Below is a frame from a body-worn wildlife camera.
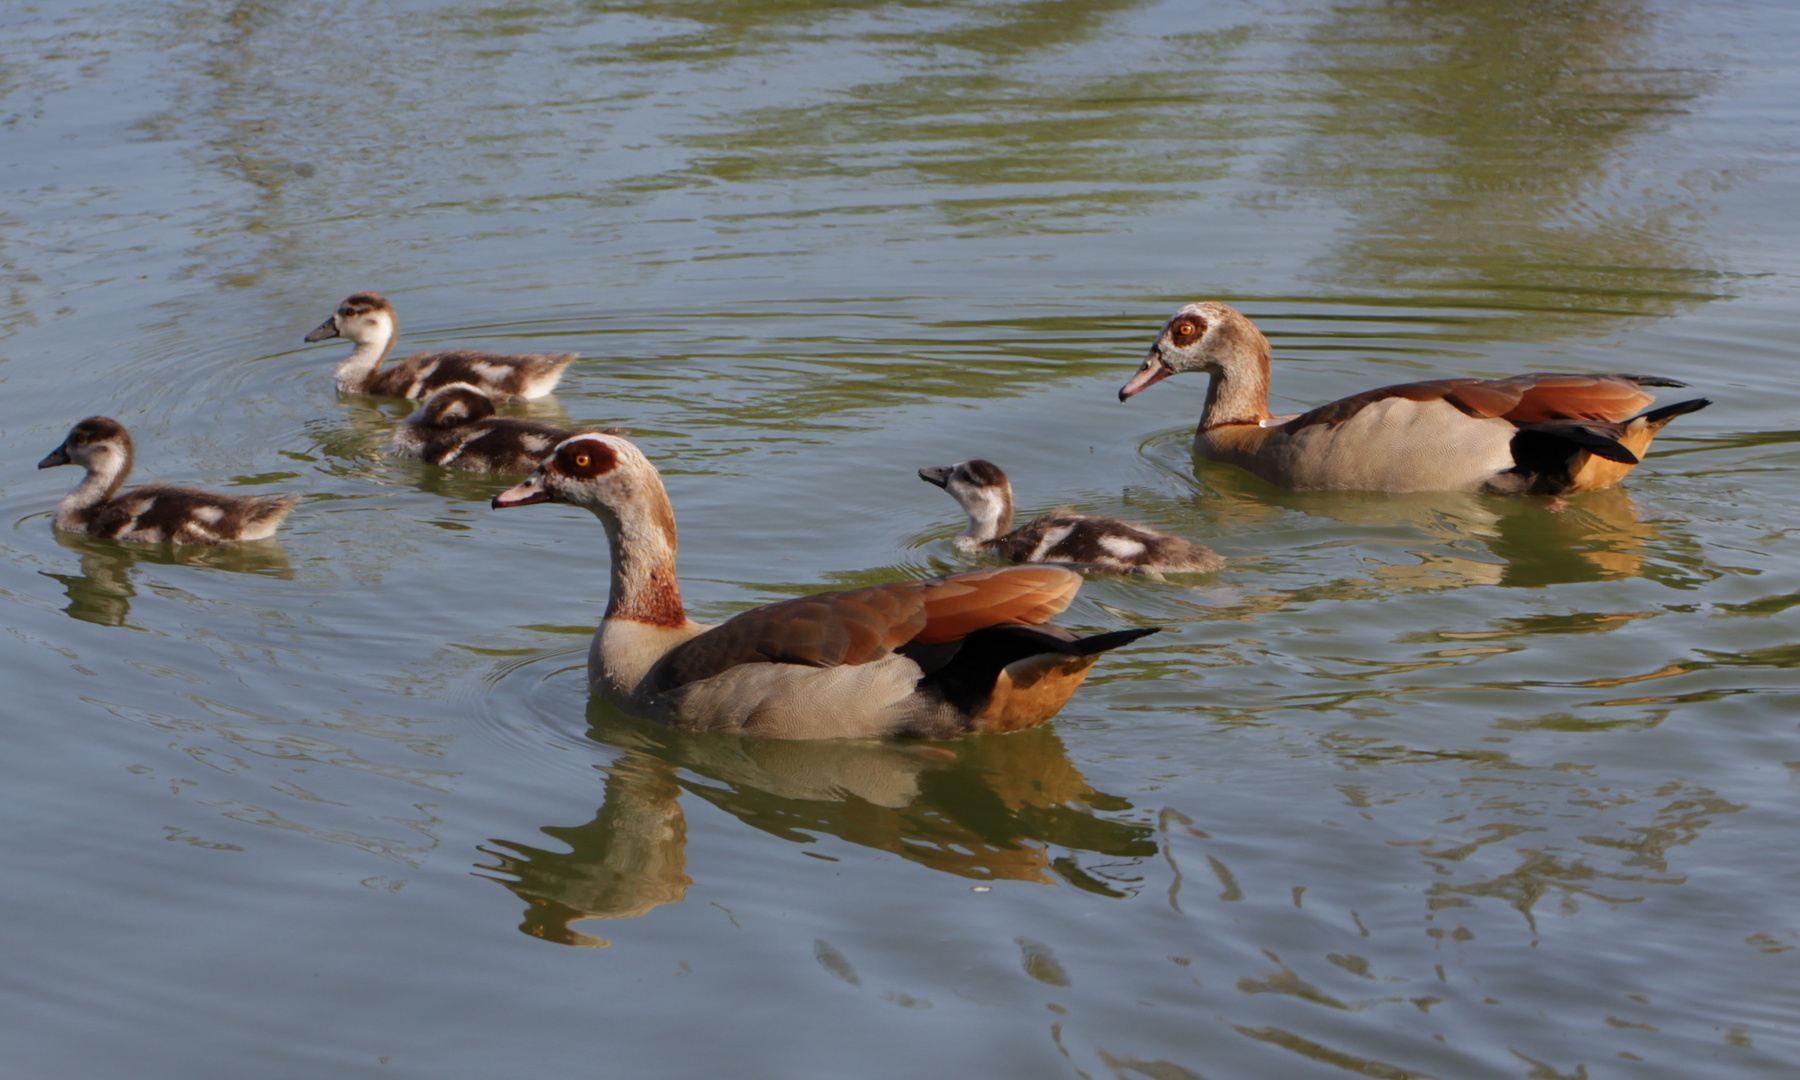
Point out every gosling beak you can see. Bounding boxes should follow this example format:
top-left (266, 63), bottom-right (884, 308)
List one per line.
top-left (37, 445), bottom-right (71, 469)
top-left (918, 466), bottom-right (951, 488)
top-left (1118, 350), bottom-right (1173, 401)
top-left (492, 475), bottom-right (552, 509)
top-left (303, 317), bottom-right (340, 343)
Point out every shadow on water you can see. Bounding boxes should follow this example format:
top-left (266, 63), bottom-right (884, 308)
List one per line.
top-left (41, 529), bottom-right (293, 629)
top-left (477, 705), bottom-right (1156, 947)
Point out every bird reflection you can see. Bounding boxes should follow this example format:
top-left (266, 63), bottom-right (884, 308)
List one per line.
top-left (41, 529), bottom-right (293, 628)
top-left (477, 710), bottom-right (1156, 947)
top-left (1198, 459), bottom-right (1673, 590)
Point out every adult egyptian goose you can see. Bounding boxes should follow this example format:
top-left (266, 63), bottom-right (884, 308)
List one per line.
top-left (919, 459), bottom-right (1222, 580)
top-left (1118, 302), bottom-right (1710, 495)
top-left (304, 291), bottom-right (577, 399)
top-left (490, 433), bottom-right (1159, 739)
top-left (393, 383), bottom-right (622, 474)
top-left (37, 417), bottom-right (298, 544)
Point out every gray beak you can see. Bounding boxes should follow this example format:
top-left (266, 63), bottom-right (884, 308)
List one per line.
top-left (918, 466), bottom-right (951, 488)
top-left (303, 316), bottom-right (339, 343)
top-left (37, 445), bottom-right (71, 469)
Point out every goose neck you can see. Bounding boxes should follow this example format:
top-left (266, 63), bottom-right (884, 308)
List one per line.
top-left (597, 492), bottom-right (687, 630)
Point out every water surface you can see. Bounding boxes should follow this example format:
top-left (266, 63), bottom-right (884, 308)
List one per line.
top-left (3, 0), bottom-right (1799, 1076)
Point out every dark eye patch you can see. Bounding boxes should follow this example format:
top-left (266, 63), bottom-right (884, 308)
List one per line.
top-left (1168, 316), bottom-right (1207, 347)
top-left (556, 438), bottom-right (617, 478)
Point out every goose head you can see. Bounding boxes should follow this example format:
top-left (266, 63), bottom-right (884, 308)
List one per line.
top-left (412, 383), bottom-right (497, 429)
top-left (491, 432), bottom-right (670, 525)
top-left (1119, 301), bottom-right (1270, 401)
top-left (305, 291), bottom-right (397, 347)
top-left (920, 458), bottom-right (1015, 539)
top-left (39, 416), bottom-right (132, 474)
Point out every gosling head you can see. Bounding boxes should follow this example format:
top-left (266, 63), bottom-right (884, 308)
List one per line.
top-left (305, 291), bottom-right (397, 347)
top-left (919, 458), bottom-right (1015, 539)
top-left (39, 416), bottom-right (132, 473)
top-left (411, 383), bottom-right (497, 429)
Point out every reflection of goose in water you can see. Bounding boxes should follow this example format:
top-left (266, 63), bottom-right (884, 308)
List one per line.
top-left (1188, 455), bottom-right (1674, 593)
top-left (476, 714), bottom-right (1155, 947)
top-left (41, 529), bottom-right (293, 628)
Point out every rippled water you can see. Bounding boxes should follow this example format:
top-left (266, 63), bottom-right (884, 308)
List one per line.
top-left (4, 0), bottom-right (1799, 1076)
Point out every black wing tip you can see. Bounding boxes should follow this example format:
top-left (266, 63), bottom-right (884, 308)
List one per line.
top-left (1074, 625), bottom-right (1162, 656)
top-left (1641, 397), bottom-right (1711, 424)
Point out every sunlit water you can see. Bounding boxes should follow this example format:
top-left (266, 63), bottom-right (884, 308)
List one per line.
top-left (3, 0), bottom-right (1799, 1076)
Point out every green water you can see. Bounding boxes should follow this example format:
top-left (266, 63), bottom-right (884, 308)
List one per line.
top-left (3, 1), bottom-right (1798, 1076)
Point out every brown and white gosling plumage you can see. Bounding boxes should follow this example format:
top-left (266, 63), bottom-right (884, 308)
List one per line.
top-left (394, 383), bottom-right (623, 474)
top-left (1119, 301), bottom-right (1711, 495)
top-left (37, 417), bottom-right (298, 544)
top-left (920, 459), bottom-right (1223, 580)
top-left (304, 291), bottom-right (577, 400)
top-left (490, 433), bottom-right (1159, 739)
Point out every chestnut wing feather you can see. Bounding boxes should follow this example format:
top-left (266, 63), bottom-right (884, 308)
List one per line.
top-left (914, 565), bottom-right (1081, 644)
top-left (1287, 372), bottom-right (1671, 432)
top-left (648, 582), bottom-right (929, 692)
top-left (1285, 378), bottom-right (1527, 430)
top-left (1496, 373), bottom-right (1657, 423)
top-left (647, 566), bottom-right (1082, 691)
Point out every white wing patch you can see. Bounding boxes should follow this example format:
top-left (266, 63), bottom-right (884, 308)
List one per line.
top-left (1028, 524), bottom-right (1076, 561)
top-left (1099, 534), bottom-right (1147, 560)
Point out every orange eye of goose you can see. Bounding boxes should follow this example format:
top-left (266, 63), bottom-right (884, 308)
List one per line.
top-left (1175, 322), bottom-right (1194, 336)
top-left (573, 453), bottom-right (591, 468)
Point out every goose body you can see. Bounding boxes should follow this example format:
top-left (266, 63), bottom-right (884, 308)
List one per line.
top-left (920, 459), bottom-right (1222, 579)
top-left (38, 417), bottom-right (297, 544)
top-left (1119, 302), bottom-right (1710, 495)
top-left (394, 383), bottom-right (618, 474)
top-left (491, 433), bottom-right (1158, 739)
top-left (305, 291), bottom-right (576, 400)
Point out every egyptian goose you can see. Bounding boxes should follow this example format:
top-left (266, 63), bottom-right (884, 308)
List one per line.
top-left (37, 417), bottom-right (298, 544)
top-left (304, 291), bottom-right (577, 399)
top-left (919, 459), bottom-right (1222, 580)
top-left (1118, 302), bottom-right (1710, 495)
top-left (394, 383), bottom-right (623, 474)
top-left (490, 433), bottom-right (1159, 739)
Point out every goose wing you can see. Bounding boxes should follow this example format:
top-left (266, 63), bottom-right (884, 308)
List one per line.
top-left (646, 565), bottom-right (1080, 692)
top-left (1287, 373), bottom-right (1675, 433)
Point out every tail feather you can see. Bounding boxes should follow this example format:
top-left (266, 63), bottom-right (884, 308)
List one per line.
top-left (1072, 626), bottom-right (1162, 656)
top-left (905, 623), bottom-right (1161, 726)
top-left (1616, 374), bottom-right (1690, 389)
top-left (1516, 423), bottom-right (1639, 465)
top-left (1634, 397), bottom-right (1711, 431)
